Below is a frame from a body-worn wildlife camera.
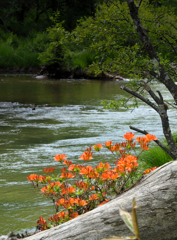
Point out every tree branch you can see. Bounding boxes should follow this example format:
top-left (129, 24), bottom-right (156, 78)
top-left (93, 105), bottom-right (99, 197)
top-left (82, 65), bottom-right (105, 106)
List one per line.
top-left (143, 82), bottom-right (161, 104)
top-left (120, 85), bottom-right (159, 112)
top-left (126, 0), bottom-right (177, 104)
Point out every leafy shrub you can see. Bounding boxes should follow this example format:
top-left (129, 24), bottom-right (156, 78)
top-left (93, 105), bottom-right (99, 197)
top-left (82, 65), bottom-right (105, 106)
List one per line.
top-left (27, 132), bottom-right (157, 230)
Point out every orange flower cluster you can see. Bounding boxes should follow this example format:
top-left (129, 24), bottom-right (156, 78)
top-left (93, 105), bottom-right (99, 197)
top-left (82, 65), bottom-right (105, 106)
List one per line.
top-left (115, 154), bottom-right (138, 173)
top-left (56, 197), bottom-right (87, 208)
top-left (136, 134), bottom-right (158, 150)
top-left (80, 165), bottom-right (99, 178)
top-left (101, 171), bottom-right (120, 180)
top-left (123, 132), bottom-right (135, 141)
top-left (36, 216), bottom-right (49, 231)
top-left (28, 132), bottom-right (158, 232)
top-left (27, 174), bottom-right (46, 182)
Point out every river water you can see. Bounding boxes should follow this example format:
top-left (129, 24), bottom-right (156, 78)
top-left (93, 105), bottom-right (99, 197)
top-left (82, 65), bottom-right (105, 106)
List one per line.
top-left (0, 75), bottom-right (176, 235)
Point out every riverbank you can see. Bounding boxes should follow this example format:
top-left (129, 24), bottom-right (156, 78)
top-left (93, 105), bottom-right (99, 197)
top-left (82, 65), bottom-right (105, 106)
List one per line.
top-left (0, 67), bottom-right (41, 75)
top-left (0, 67), bottom-right (128, 81)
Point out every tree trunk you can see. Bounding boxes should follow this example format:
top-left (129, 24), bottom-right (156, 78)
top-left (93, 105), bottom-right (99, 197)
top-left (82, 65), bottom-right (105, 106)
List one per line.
top-left (25, 161), bottom-right (177, 240)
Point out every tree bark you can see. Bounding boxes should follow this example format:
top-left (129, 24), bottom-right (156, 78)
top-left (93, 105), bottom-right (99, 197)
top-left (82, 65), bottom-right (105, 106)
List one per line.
top-left (25, 161), bottom-right (177, 240)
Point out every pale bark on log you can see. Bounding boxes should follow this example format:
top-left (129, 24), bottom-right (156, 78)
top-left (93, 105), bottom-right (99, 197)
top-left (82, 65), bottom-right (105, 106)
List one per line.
top-left (25, 161), bottom-right (177, 240)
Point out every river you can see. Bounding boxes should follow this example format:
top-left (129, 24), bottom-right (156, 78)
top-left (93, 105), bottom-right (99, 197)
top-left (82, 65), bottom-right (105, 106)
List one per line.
top-left (0, 75), bottom-right (176, 235)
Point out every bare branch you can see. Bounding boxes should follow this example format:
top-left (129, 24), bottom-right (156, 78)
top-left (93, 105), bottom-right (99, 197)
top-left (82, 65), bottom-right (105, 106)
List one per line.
top-left (164, 100), bottom-right (177, 109)
top-left (143, 82), bottom-right (161, 104)
top-left (156, 90), bottom-right (164, 103)
top-left (121, 85), bottom-right (159, 112)
top-left (129, 125), bottom-right (176, 159)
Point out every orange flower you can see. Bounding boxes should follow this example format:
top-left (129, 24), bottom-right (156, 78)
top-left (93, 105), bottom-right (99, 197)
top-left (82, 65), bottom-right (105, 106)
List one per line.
top-left (56, 198), bottom-right (65, 206)
top-left (80, 165), bottom-right (93, 175)
top-left (145, 134), bottom-right (158, 141)
top-left (136, 134), bottom-right (157, 145)
top-left (89, 194), bottom-right (99, 201)
top-left (63, 160), bottom-right (72, 166)
top-left (95, 162), bottom-right (110, 172)
top-left (43, 167), bottom-right (55, 174)
top-left (90, 186), bottom-right (95, 191)
top-left (76, 181), bottom-right (88, 190)
top-left (39, 175), bottom-right (46, 182)
top-left (65, 186), bottom-right (75, 194)
top-left (105, 141), bottom-right (112, 148)
top-left (75, 198), bottom-right (88, 206)
top-left (56, 199), bottom-right (75, 208)
top-left (123, 132), bottom-right (135, 140)
top-left (68, 164), bottom-right (82, 171)
top-left (53, 154), bottom-right (67, 162)
top-left (58, 211), bottom-right (67, 219)
top-left (60, 172), bottom-right (75, 179)
top-left (140, 144), bottom-right (149, 150)
top-left (27, 174), bottom-right (39, 182)
top-left (109, 143), bottom-right (122, 152)
top-left (79, 151), bottom-right (93, 161)
top-left (101, 170), bottom-right (119, 180)
top-left (93, 143), bottom-right (103, 151)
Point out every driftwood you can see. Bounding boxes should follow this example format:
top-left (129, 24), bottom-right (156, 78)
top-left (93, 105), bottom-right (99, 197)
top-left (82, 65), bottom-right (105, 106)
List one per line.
top-left (25, 161), bottom-right (177, 240)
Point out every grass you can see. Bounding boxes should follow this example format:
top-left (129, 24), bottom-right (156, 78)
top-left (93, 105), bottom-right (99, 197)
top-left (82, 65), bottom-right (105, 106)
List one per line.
top-left (0, 31), bottom-right (50, 69)
top-left (0, 41), bottom-right (40, 69)
top-left (67, 49), bottom-right (95, 70)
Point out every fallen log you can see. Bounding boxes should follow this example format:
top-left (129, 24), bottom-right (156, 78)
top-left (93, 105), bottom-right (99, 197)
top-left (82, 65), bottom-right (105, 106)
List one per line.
top-left (25, 161), bottom-right (177, 240)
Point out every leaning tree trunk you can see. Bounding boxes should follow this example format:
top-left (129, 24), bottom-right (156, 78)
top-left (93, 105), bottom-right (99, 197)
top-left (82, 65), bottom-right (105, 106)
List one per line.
top-left (25, 161), bottom-right (177, 240)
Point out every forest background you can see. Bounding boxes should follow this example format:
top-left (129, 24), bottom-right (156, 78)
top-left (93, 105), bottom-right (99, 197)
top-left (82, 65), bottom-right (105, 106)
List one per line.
top-left (0, 0), bottom-right (177, 78)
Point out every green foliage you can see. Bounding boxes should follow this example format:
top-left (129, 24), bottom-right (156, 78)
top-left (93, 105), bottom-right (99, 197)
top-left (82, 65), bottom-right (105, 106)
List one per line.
top-left (0, 31), bottom-right (50, 68)
top-left (0, 0), bottom-right (103, 36)
top-left (0, 41), bottom-right (39, 68)
top-left (70, 0), bottom-right (177, 78)
top-left (138, 146), bottom-right (172, 168)
top-left (38, 21), bottom-right (67, 67)
top-left (66, 49), bottom-right (95, 70)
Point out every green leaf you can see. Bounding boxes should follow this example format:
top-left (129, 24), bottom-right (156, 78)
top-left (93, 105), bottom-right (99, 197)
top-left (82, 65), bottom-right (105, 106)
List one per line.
top-left (119, 206), bottom-right (135, 234)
